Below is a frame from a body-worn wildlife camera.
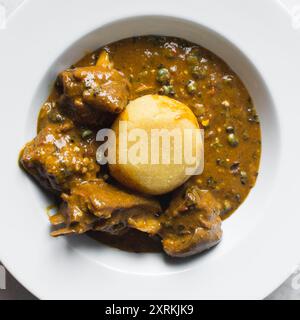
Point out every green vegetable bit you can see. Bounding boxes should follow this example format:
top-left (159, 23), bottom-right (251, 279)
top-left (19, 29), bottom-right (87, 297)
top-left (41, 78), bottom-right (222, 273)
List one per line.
top-left (240, 171), bottom-right (248, 185)
top-left (186, 54), bottom-right (199, 65)
top-left (81, 129), bottom-right (93, 139)
top-left (186, 80), bottom-right (197, 94)
top-left (159, 85), bottom-right (175, 96)
top-left (227, 133), bottom-right (239, 147)
top-left (156, 68), bottom-right (170, 84)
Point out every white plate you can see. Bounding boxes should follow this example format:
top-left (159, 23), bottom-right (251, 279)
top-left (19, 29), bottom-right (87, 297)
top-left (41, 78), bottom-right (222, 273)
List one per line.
top-left (0, 0), bottom-right (300, 300)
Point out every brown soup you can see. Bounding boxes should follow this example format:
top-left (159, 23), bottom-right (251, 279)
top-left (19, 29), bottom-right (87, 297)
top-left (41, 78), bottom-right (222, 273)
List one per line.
top-left (25, 36), bottom-right (261, 254)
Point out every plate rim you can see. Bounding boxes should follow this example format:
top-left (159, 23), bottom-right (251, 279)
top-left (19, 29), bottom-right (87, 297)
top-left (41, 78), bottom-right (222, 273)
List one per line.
top-left (0, 0), bottom-right (300, 300)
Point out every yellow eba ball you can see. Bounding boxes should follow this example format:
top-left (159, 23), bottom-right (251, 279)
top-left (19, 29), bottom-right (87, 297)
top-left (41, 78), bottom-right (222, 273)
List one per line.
top-left (109, 95), bottom-right (203, 195)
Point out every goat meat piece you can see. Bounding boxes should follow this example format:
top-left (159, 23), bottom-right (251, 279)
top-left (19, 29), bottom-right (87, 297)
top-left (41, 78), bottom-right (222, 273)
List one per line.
top-left (159, 186), bottom-right (222, 257)
top-left (20, 125), bottom-right (100, 193)
top-left (51, 179), bottom-right (161, 236)
top-left (56, 51), bottom-right (130, 127)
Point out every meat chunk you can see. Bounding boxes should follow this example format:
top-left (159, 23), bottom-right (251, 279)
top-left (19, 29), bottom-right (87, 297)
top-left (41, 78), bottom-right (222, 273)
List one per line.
top-left (56, 51), bottom-right (130, 126)
top-left (50, 179), bottom-right (162, 237)
top-left (20, 125), bottom-right (100, 193)
top-left (159, 186), bottom-right (222, 257)
top-left (50, 180), bottom-right (222, 258)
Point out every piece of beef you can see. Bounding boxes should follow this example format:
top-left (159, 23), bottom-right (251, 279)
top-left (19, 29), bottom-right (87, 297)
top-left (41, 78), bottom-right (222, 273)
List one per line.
top-left (56, 51), bottom-right (130, 127)
top-left (50, 180), bottom-right (222, 258)
top-left (159, 186), bottom-right (222, 257)
top-left (50, 179), bottom-right (162, 237)
top-left (20, 124), bottom-right (100, 193)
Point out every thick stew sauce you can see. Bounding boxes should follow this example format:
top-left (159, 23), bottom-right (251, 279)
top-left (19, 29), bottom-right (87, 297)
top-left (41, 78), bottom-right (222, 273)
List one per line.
top-left (20, 36), bottom-right (261, 257)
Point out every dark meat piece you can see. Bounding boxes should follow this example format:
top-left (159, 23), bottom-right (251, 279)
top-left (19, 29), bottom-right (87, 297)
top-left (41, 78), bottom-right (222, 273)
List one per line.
top-left (20, 124), bottom-right (100, 193)
top-left (50, 180), bottom-right (222, 258)
top-left (159, 186), bottom-right (222, 257)
top-left (50, 179), bottom-right (161, 237)
top-left (88, 229), bottom-right (162, 253)
top-left (56, 51), bottom-right (130, 127)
